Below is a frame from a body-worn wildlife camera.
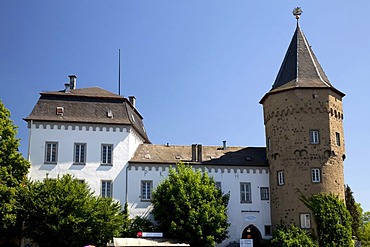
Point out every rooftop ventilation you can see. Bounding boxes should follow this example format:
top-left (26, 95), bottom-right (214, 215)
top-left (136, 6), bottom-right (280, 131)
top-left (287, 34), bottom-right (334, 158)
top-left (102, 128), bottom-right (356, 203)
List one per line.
top-left (69, 75), bottom-right (77, 90)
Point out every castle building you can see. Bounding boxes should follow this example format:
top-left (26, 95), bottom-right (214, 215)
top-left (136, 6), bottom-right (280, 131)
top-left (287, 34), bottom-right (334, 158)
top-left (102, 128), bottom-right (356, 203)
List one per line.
top-left (25, 17), bottom-right (345, 247)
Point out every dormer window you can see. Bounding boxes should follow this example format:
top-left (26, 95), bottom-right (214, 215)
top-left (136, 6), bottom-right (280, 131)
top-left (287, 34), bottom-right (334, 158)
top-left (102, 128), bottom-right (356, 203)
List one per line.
top-left (56, 107), bottom-right (64, 116)
top-left (107, 110), bottom-right (113, 118)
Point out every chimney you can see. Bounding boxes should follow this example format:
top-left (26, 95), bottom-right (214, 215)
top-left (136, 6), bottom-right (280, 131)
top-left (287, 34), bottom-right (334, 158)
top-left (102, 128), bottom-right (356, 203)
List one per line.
top-left (129, 96), bottom-right (136, 108)
top-left (64, 83), bottom-right (71, 93)
top-left (191, 144), bottom-right (197, 162)
top-left (197, 144), bottom-right (202, 163)
top-left (223, 140), bottom-right (227, 150)
top-left (69, 75), bottom-right (77, 90)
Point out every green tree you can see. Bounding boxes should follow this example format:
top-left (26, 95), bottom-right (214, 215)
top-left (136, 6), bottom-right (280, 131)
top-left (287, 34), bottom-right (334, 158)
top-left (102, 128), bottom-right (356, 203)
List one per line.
top-left (300, 193), bottom-right (352, 247)
top-left (151, 162), bottom-right (229, 247)
top-left (358, 208), bottom-right (370, 247)
top-left (345, 184), bottom-right (361, 238)
top-left (0, 101), bottom-right (30, 240)
top-left (21, 175), bottom-right (125, 247)
top-left (270, 225), bottom-right (318, 247)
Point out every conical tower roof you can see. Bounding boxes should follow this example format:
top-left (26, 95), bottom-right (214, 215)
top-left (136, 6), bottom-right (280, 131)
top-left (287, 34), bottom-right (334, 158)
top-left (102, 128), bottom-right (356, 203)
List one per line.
top-left (260, 22), bottom-right (344, 103)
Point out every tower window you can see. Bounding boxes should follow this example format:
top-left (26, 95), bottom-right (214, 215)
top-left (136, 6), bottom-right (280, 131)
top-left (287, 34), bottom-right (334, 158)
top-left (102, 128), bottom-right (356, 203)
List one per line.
top-left (311, 168), bottom-right (321, 183)
top-left (300, 213), bottom-right (311, 229)
top-left (267, 137), bottom-right (271, 151)
top-left (277, 171), bottom-right (284, 185)
top-left (335, 132), bottom-right (341, 146)
top-left (309, 130), bottom-right (320, 144)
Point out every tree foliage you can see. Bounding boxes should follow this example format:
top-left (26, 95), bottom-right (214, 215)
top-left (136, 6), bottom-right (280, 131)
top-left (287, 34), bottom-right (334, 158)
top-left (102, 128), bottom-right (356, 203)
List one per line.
top-left (0, 101), bottom-right (30, 238)
top-left (345, 184), bottom-right (361, 238)
top-left (22, 175), bottom-right (125, 247)
top-left (151, 162), bottom-right (229, 247)
top-left (270, 225), bottom-right (318, 247)
top-left (300, 193), bottom-right (352, 247)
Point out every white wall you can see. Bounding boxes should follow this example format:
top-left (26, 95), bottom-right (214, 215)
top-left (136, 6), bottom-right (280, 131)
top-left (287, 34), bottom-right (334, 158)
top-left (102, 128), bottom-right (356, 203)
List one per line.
top-left (126, 164), bottom-right (271, 246)
top-left (27, 121), bottom-right (144, 205)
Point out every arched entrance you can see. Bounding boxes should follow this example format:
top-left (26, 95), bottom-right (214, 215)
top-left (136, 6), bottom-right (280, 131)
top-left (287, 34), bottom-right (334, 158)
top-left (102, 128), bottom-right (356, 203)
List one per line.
top-left (241, 224), bottom-right (262, 247)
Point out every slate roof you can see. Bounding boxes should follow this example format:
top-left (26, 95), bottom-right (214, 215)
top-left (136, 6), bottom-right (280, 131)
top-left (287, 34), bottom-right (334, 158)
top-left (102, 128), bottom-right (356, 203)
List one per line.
top-left (24, 87), bottom-right (150, 143)
top-left (130, 144), bottom-right (268, 167)
top-left (260, 23), bottom-right (344, 103)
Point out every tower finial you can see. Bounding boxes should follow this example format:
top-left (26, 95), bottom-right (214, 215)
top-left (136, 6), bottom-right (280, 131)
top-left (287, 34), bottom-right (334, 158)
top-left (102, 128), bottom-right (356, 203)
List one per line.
top-left (293, 7), bottom-right (303, 20)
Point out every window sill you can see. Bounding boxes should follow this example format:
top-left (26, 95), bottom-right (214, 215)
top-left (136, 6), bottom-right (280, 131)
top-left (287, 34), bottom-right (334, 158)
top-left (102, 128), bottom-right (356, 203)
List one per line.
top-left (100, 163), bottom-right (113, 166)
top-left (44, 162), bottom-right (57, 165)
top-left (73, 163), bottom-right (86, 166)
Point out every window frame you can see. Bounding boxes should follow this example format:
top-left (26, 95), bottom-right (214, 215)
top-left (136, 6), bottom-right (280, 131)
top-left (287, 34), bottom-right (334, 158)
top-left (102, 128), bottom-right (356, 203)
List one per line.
top-left (260, 187), bottom-right (269, 200)
top-left (45, 142), bottom-right (58, 164)
top-left (309, 130), bottom-right (320, 144)
top-left (240, 182), bottom-right (252, 203)
top-left (101, 180), bottom-right (113, 198)
top-left (141, 180), bottom-right (153, 202)
top-left (277, 171), bottom-right (285, 185)
top-left (101, 144), bottom-right (113, 165)
top-left (74, 143), bottom-right (86, 164)
top-left (311, 168), bottom-right (321, 183)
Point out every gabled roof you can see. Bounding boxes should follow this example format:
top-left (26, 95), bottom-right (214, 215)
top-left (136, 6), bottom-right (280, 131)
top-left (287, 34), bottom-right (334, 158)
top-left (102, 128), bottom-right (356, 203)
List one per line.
top-left (260, 23), bottom-right (344, 103)
top-left (24, 87), bottom-right (150, 143)
top-left (130, 144), bottom-right (268, 167)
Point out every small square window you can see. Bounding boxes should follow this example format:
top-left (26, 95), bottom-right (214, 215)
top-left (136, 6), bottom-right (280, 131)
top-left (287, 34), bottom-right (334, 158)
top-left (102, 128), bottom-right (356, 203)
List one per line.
top-left (260, 187), bottom-right (269, 200)
top-left (311, 168), bottom-right (321, 183)
top-left (240, 182), bottom-right (252, 203)
top-left (278, 171), bottom-right (284, 185)
top-left (300, 213), bottom-right (311, 229)
top-left (141, 180), bottom-right (153, 201)
top-left (45, 142), bottom-right (58, 163)
top-left (101, 180), bottom-right (113, 198)
top-left (309, 130), bottom-right (320, 144)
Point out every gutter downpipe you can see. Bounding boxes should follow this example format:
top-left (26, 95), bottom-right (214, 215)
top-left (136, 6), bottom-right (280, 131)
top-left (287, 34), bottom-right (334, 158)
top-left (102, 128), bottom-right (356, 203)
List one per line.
top-left (27, 120), bottom-right (33, 162)
top-left (125, 162), bottom-right (130, 205)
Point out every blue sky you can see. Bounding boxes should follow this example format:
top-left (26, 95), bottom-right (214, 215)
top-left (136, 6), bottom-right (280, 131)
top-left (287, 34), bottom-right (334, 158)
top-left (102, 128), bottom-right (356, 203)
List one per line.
top-left (1, 1), bottom-right (369, 211)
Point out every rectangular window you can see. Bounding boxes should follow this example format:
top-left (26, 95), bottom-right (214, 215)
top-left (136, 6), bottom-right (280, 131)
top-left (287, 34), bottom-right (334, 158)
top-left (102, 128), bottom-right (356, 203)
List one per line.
top-left (74, 143), bottom-right (86, 164)
top-left (264, 225), bottom-right (272, 236)
top-left (45, 142), bottom-right (58, 163)
top-left (141, 180), bottom-right (153, 201)
top-left (309, 130), bottom-right (320, 144)
top-left (278, 171), bottom-right (284, 185)
top-left (260, 187), bottom-right (269, 200)
top-left (215, 182), bottom-right (222, 191)
top-left (336, 132), bottom-right (341, 146)
top-left (240, 182), bottom-right (252, 203)
top-left (101, 144), bottom-right (113, 165)
top-left (311, 168), bottom-right (321, 183)
top-left (300, 213), bottom-right (311, 229)
top-left (101, 180), bottom-right (113, 198)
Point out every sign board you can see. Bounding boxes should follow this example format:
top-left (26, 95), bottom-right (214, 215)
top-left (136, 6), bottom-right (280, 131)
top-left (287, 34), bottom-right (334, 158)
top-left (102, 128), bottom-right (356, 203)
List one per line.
top-left (142, 232), bottom-right (163, 238)
top-left (244, 215), bottom-right (257, 222)
top-left (240, 239), bottom-right (253, 247)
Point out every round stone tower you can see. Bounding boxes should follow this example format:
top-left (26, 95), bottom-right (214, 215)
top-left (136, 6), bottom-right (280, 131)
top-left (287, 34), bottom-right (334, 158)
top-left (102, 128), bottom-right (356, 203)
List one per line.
top-left (260, 21), bottom-right (346, 230)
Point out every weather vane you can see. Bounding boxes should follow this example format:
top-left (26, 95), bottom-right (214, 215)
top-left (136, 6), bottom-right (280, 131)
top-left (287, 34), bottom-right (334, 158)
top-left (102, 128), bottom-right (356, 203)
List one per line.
top-left (293, 7), bottom-right (303, 20)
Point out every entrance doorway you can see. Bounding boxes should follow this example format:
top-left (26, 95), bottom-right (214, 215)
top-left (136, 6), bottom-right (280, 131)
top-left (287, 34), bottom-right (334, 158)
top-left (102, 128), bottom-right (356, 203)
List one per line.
top-left (241, 224), bottom-right (262, 247)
